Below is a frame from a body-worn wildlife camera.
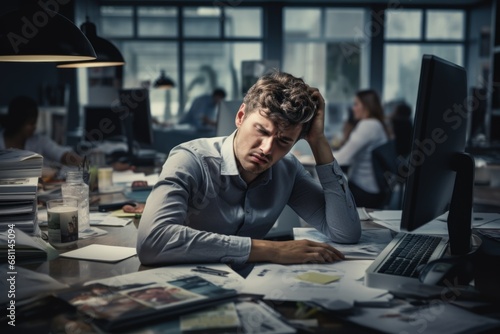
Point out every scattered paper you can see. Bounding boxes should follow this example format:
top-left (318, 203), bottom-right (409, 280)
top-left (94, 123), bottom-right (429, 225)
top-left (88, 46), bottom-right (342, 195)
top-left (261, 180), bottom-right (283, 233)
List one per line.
top-left (357, 207), bottom-right (371, 221)
top-left (242, 261), bottom-right (386, 304)
top-left (370, 211), bottom-right (500, 232)
top-left (110, 209), bottom-right (139, 218)
top-left (87, 264), bottom-right (245, 293)
top-left (123, 300), bottom-right (297, 334)
top-left (60, 244), bottom-right (136, 262)
top-left (112, 171), bottom-right (146, 184)
top-left (295, 272), bottom-right (342, 284)
top-left (293, 227), bottom-right (393, 259)
top-left (474, 214), bottom-right (500, 229)
top-left (347, 300), bottom-right (500, 334)
top-left (90, 215), bottom-right (131, 227)
top-left (237, 301), bottom-right (297, 334)
top-left (0, 264), bottom-right (69, 304)
top-left (438, 212), bottom-right (500, 228)
top-left (79, 226), bottom-right (109, 239)
top-left (372, 220), bottom-right (400, 232)
top-left (368, 210), bottom-right (402, 221)
top-left (180, 302), bottom-right (240, 332)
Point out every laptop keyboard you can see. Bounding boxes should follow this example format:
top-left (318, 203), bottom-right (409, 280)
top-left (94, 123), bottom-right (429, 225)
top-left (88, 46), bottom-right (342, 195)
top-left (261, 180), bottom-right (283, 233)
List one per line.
top-left (377, 234), bottom-right (442, 278)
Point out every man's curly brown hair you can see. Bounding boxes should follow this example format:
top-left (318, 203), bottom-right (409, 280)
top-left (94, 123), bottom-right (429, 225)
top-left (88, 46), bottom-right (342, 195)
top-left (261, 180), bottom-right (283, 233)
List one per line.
top-left (242, 71), bottom-right (318, 139)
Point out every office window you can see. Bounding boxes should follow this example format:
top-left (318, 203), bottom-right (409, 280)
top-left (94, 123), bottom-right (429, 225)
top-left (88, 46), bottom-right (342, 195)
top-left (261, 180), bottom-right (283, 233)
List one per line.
top-left (100, 6), bottom-right (133, 37)
top-left (383, 9), bottom-right (465, 111)
top-left (384, 44), bottom-right (463, 110)
top-left (284, 9), bottom-right (321, 38)
top-left (325, 9), bottom-right (365, 39)
top-left (426, 10), bottom-right (464, 40)
top-left (385, 10), bottom-right (422, 39)
top-left (100, 4), bottom-right (263, 123)
top-left (284, 8), bottom-right (367, 139)
top-left (120, 42), bottom-right (179, 121)
top-left (183, 7), bottom-right (221, 37)
top-left (138, 7), bottom-right (177, 37)
top-left (224, 8), bottom-right (262, 38)
top-left (183, 42), bottom-right (261, 114)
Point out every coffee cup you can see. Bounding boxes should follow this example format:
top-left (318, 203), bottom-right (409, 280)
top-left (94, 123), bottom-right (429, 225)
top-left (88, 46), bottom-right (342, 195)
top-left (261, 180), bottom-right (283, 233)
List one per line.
top-left (98, 167), bottom-right (113, 190)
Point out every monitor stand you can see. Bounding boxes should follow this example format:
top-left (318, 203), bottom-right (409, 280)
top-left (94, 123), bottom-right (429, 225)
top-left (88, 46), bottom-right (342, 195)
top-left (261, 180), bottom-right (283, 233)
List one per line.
top-left (447, 152), bottom-right (475, 256)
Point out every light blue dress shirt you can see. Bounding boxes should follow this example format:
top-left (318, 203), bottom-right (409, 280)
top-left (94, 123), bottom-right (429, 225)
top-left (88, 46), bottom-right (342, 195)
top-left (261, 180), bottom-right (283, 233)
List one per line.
top-left (137, 131), bottom-right (361, 266)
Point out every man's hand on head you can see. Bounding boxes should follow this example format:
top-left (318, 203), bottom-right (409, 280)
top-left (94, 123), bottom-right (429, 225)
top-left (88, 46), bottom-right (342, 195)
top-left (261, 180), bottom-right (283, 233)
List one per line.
top-left (303, 88), bottom-right (334, 165)
top-left (304, 87), bottom-right (327, 146)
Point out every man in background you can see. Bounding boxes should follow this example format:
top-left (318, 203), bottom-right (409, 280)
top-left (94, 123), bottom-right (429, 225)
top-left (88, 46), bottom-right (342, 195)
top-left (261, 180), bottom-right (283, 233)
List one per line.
top-left (179, 88), bottom-right (227, 130)
top-left (0, 96), bottom-right (82, 179)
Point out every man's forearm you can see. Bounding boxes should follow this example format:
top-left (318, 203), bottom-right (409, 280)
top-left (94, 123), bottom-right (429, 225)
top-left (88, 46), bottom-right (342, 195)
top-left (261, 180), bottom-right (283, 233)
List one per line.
top-left (309, 135), bottom-right (334, 165)
top-left (248, 239), bottom-right (275, 262)
top-left (248, 239), bottom-right (345, 264)
top-left (137, 223), bottom-right (251, 265)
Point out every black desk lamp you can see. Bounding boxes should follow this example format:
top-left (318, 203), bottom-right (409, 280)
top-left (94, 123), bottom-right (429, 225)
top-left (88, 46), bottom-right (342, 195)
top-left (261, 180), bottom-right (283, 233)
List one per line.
top-left (0, 6), bottom-right (96, 62)
top-left (57, 17), bottom-right (125, 68)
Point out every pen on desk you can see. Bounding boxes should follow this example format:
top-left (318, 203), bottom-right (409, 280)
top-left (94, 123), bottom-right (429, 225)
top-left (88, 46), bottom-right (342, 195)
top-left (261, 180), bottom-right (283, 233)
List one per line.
top-left (195, 266), bottom-right (230, 275)
top-left (191, 268), bottom-right (228, 276)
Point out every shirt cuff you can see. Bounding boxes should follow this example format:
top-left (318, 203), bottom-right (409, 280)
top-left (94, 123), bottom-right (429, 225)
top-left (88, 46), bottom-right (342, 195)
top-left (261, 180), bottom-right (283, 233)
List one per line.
top-left (315, 160), bottom-right (345, 184)
top-left (220, 235), bottom-right (252, 265)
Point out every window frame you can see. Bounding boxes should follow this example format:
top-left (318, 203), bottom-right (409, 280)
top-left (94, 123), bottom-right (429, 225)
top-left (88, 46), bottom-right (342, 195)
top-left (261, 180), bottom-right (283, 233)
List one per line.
top-left (382, 8), bottom-right (467, 106)
top-left (99, 3), bottom-right (264, 119)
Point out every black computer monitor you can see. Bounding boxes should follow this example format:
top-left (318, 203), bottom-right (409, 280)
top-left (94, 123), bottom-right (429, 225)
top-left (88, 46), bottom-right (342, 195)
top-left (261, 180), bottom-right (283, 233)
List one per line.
top-left (400, 55), bottom-right (474, 256)
top-left (83, 106), bottom-right (125, 143)
top-left (118, 88), bottom-right (154, 147)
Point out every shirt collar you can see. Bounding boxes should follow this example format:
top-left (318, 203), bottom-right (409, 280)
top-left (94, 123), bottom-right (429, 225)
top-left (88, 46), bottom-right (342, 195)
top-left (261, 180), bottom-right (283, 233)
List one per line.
top-left (220, 130), bottom-right (273, 184)
top-left (220, 130), bottom-right (239, 176)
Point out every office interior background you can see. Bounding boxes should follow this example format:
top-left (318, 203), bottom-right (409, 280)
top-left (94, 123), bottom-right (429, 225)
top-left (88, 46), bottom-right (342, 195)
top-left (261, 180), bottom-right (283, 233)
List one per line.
top-left (0, 0), bottom-right (498, 155)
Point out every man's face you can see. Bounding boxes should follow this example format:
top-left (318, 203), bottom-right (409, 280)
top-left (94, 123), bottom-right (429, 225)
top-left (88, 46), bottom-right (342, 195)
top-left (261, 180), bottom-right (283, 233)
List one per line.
top-left (233, 104), bottom-right (302, 183)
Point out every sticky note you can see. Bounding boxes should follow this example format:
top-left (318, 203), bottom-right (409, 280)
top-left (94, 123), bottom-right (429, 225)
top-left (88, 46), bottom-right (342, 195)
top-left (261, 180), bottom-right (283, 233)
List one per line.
top-left (295, 272), bottom-right (342, 284)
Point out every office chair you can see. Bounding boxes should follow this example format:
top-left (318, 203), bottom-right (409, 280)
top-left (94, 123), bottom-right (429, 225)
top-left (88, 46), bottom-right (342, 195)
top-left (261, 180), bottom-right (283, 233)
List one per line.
top-left (372, 140), bottom-right (406, 209)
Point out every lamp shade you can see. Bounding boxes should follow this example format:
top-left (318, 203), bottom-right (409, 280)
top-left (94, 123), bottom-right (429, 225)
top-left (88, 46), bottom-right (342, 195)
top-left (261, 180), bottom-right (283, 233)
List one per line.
top-left (0, 6), bottom-right (96, 62)
top-left (57, 20), bottom-right (125, 68)
top-left (154, 70), bottom-right (175, 89)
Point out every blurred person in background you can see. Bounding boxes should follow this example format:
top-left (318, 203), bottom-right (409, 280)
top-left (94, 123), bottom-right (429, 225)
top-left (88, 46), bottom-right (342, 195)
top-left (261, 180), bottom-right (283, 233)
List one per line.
top-left (0, 96), bottom-right (82, 179)
top-left (334, 89), bottom-right (389, 208)
top-left (179, 88), bottom-right (227, 130)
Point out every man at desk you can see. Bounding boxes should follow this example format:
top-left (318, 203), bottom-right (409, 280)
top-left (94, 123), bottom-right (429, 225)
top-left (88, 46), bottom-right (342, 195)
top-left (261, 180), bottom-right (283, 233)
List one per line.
top-left (178, 88), bottom-right (226, 130)
top-left (137, 71), bottom-right (361, 267)
top-left (0, 96), bottom-right (83, 178)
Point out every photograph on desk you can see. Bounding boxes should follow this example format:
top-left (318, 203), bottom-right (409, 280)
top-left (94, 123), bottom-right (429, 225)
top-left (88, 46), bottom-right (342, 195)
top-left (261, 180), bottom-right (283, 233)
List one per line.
top-left (55, 275), bottom-right (238, 332)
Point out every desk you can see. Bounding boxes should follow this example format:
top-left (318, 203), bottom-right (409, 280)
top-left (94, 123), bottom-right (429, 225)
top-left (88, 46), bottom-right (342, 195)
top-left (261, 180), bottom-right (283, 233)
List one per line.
top-left (21, 222), bottom-right (144, 286)
top-left (11, 214), bottom-right (500, 334)
top-left (474, 185), bottom-right (500, 211)
top-left (14, 219), bottom-right (374, 333)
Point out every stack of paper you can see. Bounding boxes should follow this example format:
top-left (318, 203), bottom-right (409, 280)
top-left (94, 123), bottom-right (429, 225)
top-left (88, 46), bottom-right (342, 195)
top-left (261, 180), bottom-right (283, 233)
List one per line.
top-left (0, 149), bottom-right (43, 234)
top-left (0, 149), bottom-right (43, 178)
top-left (0, 228), bottom-right (53, 261)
